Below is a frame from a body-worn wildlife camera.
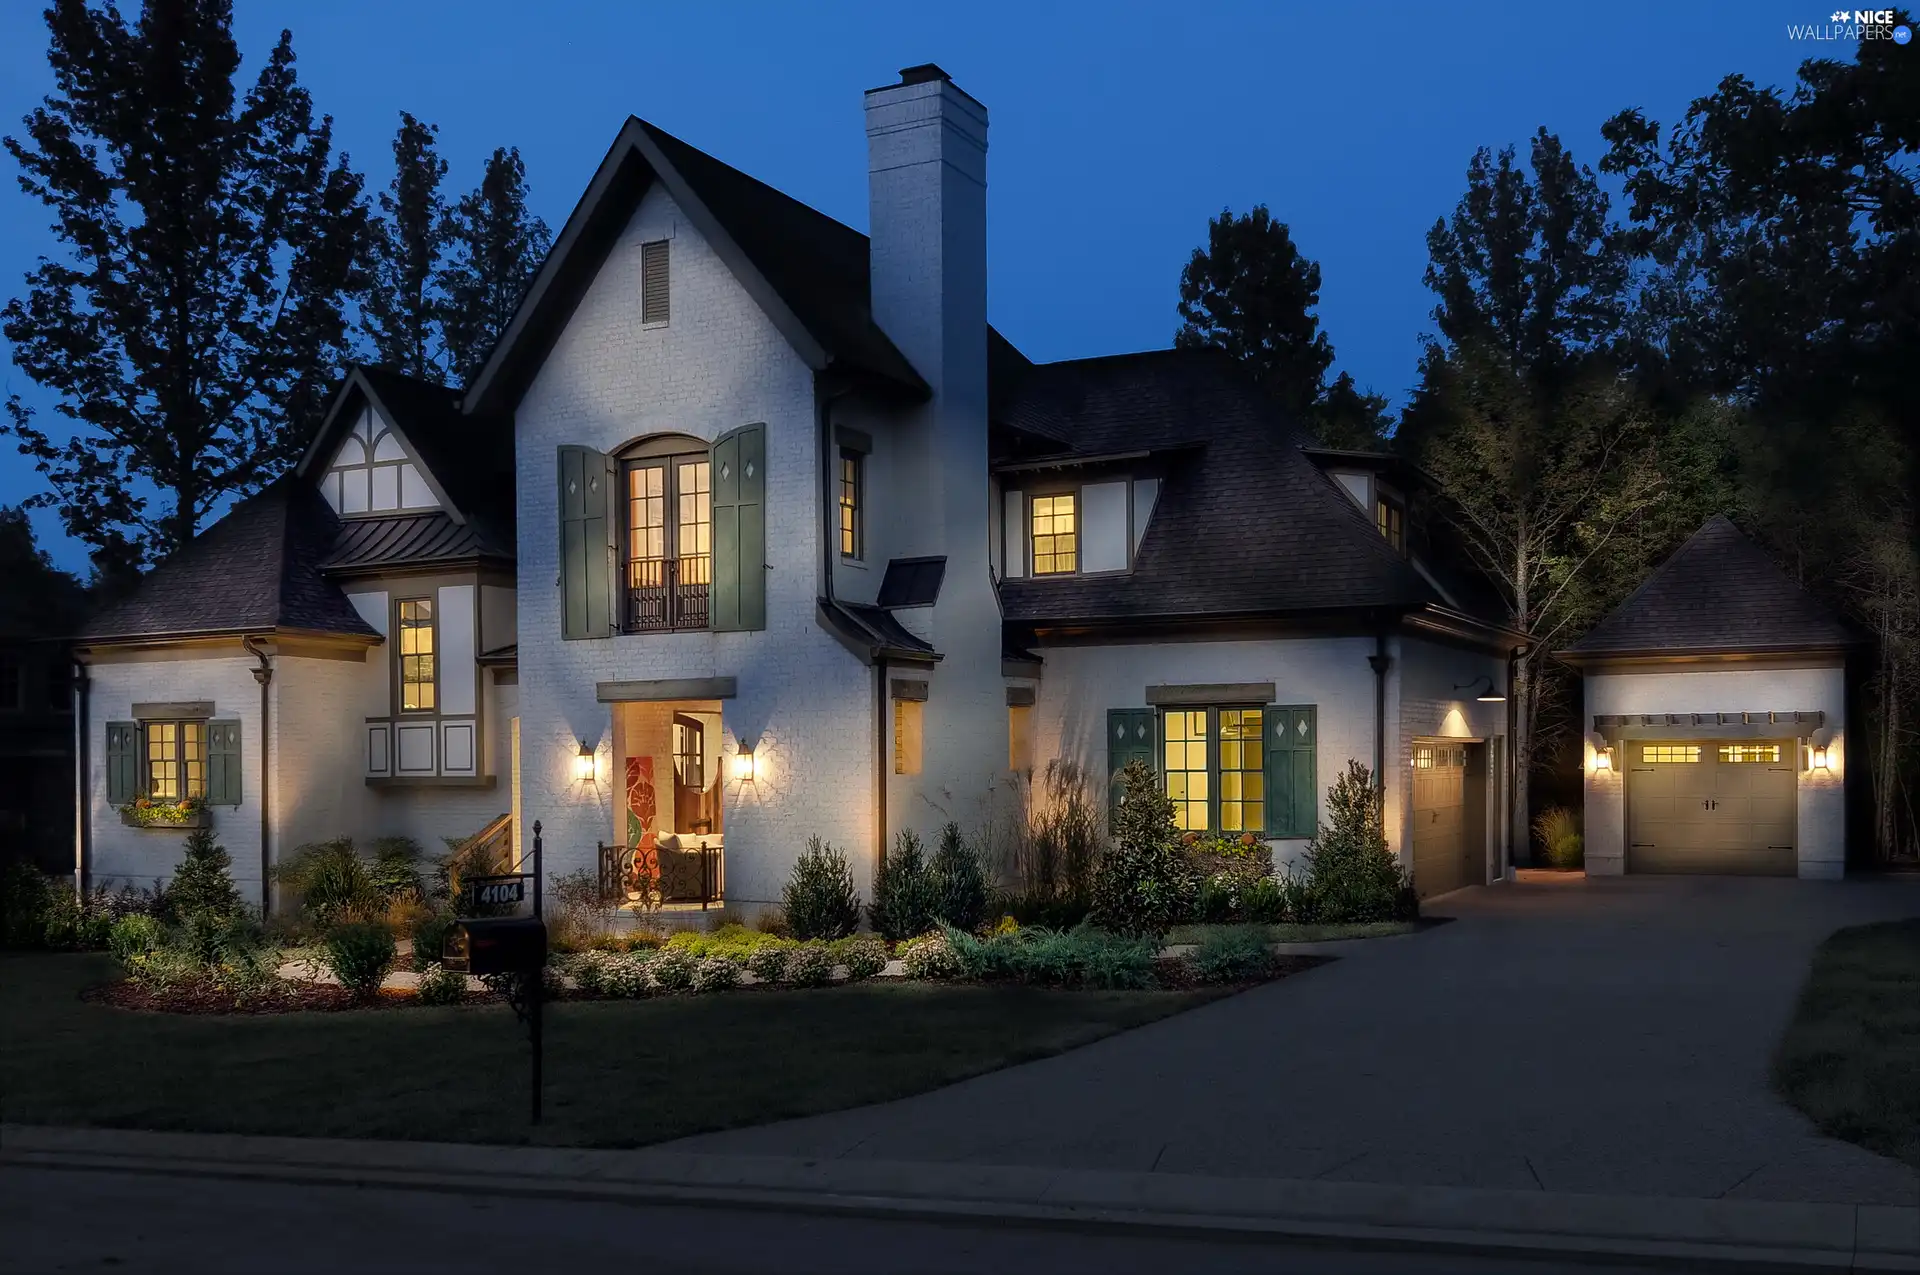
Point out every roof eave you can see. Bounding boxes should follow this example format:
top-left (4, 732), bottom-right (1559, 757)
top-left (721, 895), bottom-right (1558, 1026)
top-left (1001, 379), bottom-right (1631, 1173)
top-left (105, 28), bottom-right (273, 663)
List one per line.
top-left (1556, 640), bottom-right (1860, 668)
top-left (75, 624), bottom-right (383, 652)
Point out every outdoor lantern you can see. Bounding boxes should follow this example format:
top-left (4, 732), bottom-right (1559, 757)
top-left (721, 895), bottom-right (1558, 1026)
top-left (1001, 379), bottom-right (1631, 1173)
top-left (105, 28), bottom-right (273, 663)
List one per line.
top-left (1811, 743), bottom-right (1832, 772)
top-left (1593, 746), bottom-right (1614, 775)
top-left (1453, 675), bottom-right (1506, 703)
top-left (574, 741), bottom-right (596, 782)
top-left (731, 748), bottom-right (756, 781)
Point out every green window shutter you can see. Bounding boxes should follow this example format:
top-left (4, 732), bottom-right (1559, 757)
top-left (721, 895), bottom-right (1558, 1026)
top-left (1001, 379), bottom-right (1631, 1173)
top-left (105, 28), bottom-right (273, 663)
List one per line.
top-left (558, 445), bottom-right (616, 639)
top-left (105, 721), bottom-right (136, 805)
top-left (1264, 706), bottom-right (1318, 837)
top-left (1106, 708), bottom-right (1156, 820)
top-left (207, 720), bottom-right (242, 806)
top-left (710, 424), bottom-right (766, 632)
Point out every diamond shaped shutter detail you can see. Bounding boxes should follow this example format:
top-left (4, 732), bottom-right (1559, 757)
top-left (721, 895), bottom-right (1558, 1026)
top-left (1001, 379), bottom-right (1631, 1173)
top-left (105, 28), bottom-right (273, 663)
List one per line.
top-left (1263, 705), bottom-right (1318, 837)
top-left (1106, 708), bottom-right (1156, 821)
top-left (558, 444), bottom-right (617, 639)
top-left (710, 424), bottom-right (766, 632)
top-left (105, 721), bottom-right (136, 805)
top-left (207, 720), bottom-right (242, 806)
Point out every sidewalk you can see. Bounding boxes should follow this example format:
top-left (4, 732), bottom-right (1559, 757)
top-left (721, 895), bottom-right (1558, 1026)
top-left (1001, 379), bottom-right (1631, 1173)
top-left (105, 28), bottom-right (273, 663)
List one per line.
top-left (5, 1125), bottom-right (1915, 1272)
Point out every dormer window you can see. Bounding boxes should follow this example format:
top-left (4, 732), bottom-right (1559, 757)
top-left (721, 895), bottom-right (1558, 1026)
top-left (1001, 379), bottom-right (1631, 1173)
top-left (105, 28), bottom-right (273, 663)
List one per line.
top-left (1375, 495), bottom-right (1404, 554)
top-left (1030, 493), bottom-right (1078, 574)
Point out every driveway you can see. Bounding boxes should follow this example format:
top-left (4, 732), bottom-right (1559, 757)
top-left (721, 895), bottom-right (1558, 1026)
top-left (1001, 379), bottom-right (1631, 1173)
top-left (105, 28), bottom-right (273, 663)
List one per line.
top-left (668, 876), bottom-right (1920, 1206)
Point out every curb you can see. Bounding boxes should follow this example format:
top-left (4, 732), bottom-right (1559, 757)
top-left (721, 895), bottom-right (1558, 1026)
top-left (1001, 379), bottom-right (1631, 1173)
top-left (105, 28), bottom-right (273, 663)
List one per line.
top-left (4, 1125), bottom-right (1916, 1271)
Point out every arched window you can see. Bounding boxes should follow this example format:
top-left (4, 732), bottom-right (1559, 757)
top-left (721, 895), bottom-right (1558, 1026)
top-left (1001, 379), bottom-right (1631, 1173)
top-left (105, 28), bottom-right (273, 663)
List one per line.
top-left (616, 435), bottom-right (711, 632)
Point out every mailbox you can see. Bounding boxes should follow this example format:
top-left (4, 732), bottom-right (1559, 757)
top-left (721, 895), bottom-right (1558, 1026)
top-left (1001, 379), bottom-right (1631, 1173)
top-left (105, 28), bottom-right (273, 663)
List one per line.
top-left (443, 916), bottom-right (547, 975)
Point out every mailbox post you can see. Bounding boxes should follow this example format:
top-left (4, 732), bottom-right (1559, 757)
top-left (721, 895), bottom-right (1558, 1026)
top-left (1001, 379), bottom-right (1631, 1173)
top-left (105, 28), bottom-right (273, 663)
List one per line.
top-left (445, 819), bottom-right (547, 1123)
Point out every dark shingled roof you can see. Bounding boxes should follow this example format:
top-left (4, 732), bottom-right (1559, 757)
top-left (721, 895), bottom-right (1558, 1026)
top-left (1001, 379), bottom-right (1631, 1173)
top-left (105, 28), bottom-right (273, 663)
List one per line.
top-left (1561, 515), bottom-right (1859, 658)
top-left (817, 597), bottom-right (938, 663)
top-left (996, 350), bottom-right (1445, 626)
top-left (321, 512), bottom-right (513, 574)
top-left (79, 479), bottom-right (379, 643)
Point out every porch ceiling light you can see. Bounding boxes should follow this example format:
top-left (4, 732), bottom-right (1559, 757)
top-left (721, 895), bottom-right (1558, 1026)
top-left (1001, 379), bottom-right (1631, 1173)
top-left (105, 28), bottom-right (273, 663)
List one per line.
top-left (574, 741), bottom-right (596, 782)
top-left (731, 748), bottom-right (756, 782)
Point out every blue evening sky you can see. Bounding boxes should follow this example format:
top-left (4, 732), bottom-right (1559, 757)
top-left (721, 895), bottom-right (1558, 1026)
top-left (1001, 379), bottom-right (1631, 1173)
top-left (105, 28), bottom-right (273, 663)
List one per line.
top-left (0, 1), bottom-right (1837, 572)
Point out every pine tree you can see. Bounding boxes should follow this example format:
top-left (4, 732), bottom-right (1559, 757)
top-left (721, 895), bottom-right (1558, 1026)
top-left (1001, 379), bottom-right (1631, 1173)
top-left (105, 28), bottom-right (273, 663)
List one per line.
top-left (2, 0), bottom-right (370, 567)
top-left (439, 147), bottom-right (551, 385)
top-left (165, 826), bottom-right (242, 923)
top-left (1175, 205), bottom-right (1335, 416)
top-left (363, 112), bottom-right (448, 382)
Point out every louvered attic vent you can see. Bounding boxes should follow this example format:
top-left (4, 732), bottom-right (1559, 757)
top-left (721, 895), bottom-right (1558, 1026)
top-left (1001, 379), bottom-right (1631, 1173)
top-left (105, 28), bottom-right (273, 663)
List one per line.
top-left (641, 240), bottom-right (670, 324)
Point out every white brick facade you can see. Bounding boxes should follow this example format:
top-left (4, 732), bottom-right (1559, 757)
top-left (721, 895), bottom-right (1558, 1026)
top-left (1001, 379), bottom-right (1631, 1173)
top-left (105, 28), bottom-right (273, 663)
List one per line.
top-left (513, 186), bottom-right (875, 905)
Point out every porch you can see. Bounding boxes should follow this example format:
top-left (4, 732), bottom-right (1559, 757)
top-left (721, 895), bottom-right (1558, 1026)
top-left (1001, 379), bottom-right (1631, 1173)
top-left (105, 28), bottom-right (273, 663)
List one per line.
top-left (598, 693), bottom-right (730, 911)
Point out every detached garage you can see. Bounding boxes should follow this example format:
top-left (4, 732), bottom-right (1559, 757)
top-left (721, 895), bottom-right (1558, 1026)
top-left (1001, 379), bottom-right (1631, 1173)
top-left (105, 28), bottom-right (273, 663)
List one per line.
top-left (1560, 516), bottom-right (1858, 880)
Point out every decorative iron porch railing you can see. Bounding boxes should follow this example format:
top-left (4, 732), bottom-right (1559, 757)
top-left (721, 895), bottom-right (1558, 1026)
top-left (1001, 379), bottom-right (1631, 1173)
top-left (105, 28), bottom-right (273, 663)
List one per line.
top-left (626, 556), bottom-right (710, 632)
top-left (597, 839), bottom-right (724, 909)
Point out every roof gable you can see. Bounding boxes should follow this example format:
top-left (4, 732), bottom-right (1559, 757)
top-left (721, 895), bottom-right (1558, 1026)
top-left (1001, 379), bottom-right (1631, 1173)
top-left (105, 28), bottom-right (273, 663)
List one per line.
top-left (1561, 515), bottom-right (1858, 658)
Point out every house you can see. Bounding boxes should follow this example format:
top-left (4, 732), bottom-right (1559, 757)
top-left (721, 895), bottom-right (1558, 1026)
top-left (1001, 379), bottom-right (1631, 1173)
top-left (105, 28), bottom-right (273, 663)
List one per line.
top-left (1560, 515), bottom-right (1859, 879)
top-left (71, 65), bottom-right (1526, 911)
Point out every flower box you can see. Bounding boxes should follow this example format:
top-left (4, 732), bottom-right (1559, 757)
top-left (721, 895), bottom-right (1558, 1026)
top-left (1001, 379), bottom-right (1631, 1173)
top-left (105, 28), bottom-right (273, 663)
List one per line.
top-left (119, 801), bottom-right (210, 830)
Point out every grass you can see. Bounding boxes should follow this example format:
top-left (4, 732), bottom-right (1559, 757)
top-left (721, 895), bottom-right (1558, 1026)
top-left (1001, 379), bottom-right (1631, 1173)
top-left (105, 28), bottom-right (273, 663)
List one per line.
top-left (1166, 919), bottom-right (1427, 945)
top-left (1773, 919), bottom-right (1920, 1172)
top-left (1, 953), bottom-right (1230, 1148)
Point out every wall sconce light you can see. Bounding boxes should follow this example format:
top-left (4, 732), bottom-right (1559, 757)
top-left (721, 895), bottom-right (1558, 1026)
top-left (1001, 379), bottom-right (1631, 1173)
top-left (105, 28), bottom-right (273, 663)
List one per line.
top-left (573, 741), bottom-right (596, 782)
top-left (731, 748), bottom-right (756, 782)
top-left (1454, 675), bottom-right (1506, 703)
top-left (1592, 746), bottom-right (1614, 775)
top-left (1810, 743), bottom-right (1832, 772)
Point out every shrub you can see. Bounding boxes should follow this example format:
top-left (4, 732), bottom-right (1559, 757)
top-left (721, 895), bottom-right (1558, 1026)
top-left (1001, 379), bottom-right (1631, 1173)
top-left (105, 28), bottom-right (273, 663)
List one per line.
top-left (415, 962), bottom-right (467, 1005)
top-left (1182, 833), bottom-right (1275, 883)
top-left (108, 913), bottom-right (165, 963)
top-left (994, 888), bottom-right (1092, 930)
top-left (588, 928), bottom-right (664, 953)
top-left (1, 858), bottom-right (54, 948)
top-left (900, 931), bottom-right (960, 980)
top-left (753, 907), bottom-right (793, 938)
top-left (409, 911), bottom-right (458, 972)
top-left (163, 827), bottom-right (243, 923)
top-left (277, 839), bottom-right (381, 925)
top-left (782, 941), bottom-right (835, 987)
top-left (1241, 874), bottom-right (1288, 924)
top-left (869, 829), bottom-right (937, 941)
top-left (325, 921), bottom-right (397, 1001)
top-left (648, 946), bottom-right (696, 991)
top-left (602, 952), bottom-right (652, 997)
top-left (692, 955), bottom-right (743, 992)
top-left (1022, 759), bottom-right (1101, 898)
top-left (1192, 926), bottom-right (1276, 983)
top-left (548, 868), bottom-right (616, 952)
top-left (1299, 762), bottom-right (1415, 923)
top-left (744, 943), bottom-right (790, 982)
top-left (943, 924), bottom-right (1158, 990)
top-left (564, 949), bottom-right (613, 993)
top-left (1090, 760), bottom-right (1195, 939)
top-left (665, 923), bottom-right (788, 961)
top-left (929, 822), bottom-right (990, 933)
top-left (369, 837), bottom-right (424, 904)
top-left (837, 934), bottom-right (890, 981)
top-left (1534, 806), bottom-right (1584, 869)
top-left (782, 837), bottom-right (861, 940)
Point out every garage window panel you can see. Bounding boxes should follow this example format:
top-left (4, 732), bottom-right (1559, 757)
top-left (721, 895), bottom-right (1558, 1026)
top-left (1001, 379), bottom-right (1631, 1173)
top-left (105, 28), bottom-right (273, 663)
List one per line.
top-left (1719, 744), bottom-right (1781, 764)
top-left (1641, 744), bottom-right (1701, 764)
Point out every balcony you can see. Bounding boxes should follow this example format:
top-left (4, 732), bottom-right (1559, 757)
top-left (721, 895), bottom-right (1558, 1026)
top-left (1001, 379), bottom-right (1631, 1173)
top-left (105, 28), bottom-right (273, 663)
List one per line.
top-left (626, 556), bottom-right (710, 633)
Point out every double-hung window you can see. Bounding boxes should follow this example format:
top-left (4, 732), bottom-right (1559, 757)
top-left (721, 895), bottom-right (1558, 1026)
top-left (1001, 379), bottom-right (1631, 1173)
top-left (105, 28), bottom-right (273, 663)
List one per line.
top-left (1030, 492), bottom-right (1078, 574)
top-left (397, 598), bottom-right (437, 711)
top-left (145, 720), bottom-right (207, 801)
top-left (1162, 707), bottom-right (1266, 833)
top-left (838, 450), bottom-right (863, 559)
top-left (1375, 496), bottom-right (1404, 553)
top-left (624, 452), bottom-right (712, 631)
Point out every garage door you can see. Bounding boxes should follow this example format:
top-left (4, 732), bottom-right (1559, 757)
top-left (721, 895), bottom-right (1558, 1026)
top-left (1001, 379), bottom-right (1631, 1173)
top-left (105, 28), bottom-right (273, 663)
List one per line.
top-left (1412, 743), bottom-right (1472, 898)
top-left (1626, 740), bottom-right (1796, 875)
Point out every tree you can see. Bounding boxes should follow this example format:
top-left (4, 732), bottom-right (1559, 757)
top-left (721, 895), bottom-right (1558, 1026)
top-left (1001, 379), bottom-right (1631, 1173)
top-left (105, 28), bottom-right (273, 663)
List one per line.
top-left (1310, 372), bottom-right (1395, 450)
top-left (0, 506), bottom-right (87, 636)
top-left (1175, 205), bottom-right (1335, 416)
top-left (2, 0), bottom-right (369, 568)
top-left (1090, 759), bottom-right (1193, 938)
top-left (362, 112), bottom-right (448, 382)
top-left (439, 146), bottom-right (551, 385)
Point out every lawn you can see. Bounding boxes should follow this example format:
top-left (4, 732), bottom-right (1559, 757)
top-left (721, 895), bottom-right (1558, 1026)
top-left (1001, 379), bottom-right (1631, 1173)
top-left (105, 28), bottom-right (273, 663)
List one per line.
top-left (1, 953), bottom-right (1237, 1148)
top-left (1166, 919), bottom-right (1430, 945)
top-left (1773, 918), bottom-right (1920, 1172)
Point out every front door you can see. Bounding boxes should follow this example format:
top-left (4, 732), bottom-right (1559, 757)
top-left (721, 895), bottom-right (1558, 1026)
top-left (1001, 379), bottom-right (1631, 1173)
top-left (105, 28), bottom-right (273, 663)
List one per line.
top-left (1626, 740), bottom-right (1796, 875)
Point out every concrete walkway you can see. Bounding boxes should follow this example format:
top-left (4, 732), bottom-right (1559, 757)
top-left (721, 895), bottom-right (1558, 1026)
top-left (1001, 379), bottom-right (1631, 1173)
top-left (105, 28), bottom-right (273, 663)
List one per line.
top-left (669, 876), bottom-right (1920, 1207)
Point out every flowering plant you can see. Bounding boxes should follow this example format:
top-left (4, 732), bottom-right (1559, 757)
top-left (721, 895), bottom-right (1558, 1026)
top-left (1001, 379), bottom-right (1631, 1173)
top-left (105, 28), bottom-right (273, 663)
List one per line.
top-left (119, 794), bottom-right (207, 827)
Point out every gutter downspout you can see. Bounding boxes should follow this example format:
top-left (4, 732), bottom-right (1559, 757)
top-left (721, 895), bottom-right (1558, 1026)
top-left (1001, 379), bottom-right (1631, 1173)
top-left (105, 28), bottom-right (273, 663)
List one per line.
top-left (244, 636), bottom-right (273, 914)
top-left (73, 659), bottom-right (90, 899)
top-left (1367, 631), bottom-right (1391, 782)
top-left (1505, 642), bottom-right (1525, 873)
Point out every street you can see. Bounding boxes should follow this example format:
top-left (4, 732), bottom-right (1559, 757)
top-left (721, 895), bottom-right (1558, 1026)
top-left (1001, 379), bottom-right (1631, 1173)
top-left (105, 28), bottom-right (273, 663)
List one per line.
top-left (3, 1163), bottom-right (1685, 1275)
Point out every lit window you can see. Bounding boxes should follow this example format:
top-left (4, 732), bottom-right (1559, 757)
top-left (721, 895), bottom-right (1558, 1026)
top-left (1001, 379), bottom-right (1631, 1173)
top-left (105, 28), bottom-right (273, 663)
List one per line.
top-left (624, 455), bottom-right (711, 631)
top-left (1375, 497), bottom-right (1404, 552)
top-left (1219, 708), bottom-right (1265, 833)
top-left (1641, 744), bottom-right (1701, 764)
top-left (398, 598), bottom-right (436, 712)
top-left (1030, 493), bottom-right (1078, 575)
top-left (1163, 709), bottom-right (1210, 831)
top-left (1719, 744), bottom-right (1782, 764)
top-left (1008, 703), bottom-right (1032, 772)
top-left (839, 451), bottom-right (862, 559)
top-left (894, 699), bottom-right (923, 775)
top-left (144, 720), bottom-right (206, 801)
